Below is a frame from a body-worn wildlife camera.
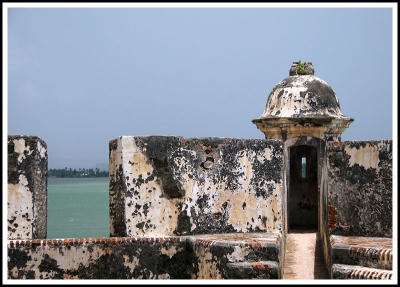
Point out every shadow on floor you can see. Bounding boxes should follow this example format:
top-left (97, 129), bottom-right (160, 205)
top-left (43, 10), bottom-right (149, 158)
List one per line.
top-left (313, 232), bottom-right (329, 279)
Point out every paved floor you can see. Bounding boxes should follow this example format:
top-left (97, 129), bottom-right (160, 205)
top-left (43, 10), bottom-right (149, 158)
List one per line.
top-left (283, 230), bottom-right (329, 279)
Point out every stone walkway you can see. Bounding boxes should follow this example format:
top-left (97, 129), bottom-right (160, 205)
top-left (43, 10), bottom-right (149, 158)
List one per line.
top-left (283, 230), bottom-right (329, 279)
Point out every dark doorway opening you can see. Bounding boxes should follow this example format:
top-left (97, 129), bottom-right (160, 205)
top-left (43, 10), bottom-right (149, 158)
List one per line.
top-left (289, 145), bottom-right (318, 231)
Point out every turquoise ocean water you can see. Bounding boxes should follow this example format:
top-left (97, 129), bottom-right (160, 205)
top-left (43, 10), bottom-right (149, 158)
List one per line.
top-left (47, 177), bottom-right (109, 239)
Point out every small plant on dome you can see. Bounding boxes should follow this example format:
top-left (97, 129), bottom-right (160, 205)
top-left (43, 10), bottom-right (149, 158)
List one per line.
top-left (297, 60), bottom-right (306, 75)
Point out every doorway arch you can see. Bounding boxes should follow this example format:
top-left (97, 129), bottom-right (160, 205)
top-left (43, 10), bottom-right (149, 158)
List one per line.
top-left (288, 145), bottom-right (318, 231)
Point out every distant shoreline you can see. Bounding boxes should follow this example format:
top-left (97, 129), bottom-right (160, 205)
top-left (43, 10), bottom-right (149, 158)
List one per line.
top-left (48, 168), bottom-right (109, 178)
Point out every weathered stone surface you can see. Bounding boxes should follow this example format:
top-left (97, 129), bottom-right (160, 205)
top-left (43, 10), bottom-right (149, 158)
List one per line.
top-left (226, 261), bottom-right (279, 279)
top-left (330, 235), bottom-right (392, 270)
top-left (7, 236), bottom-right (190, 279)
top-left (7, 233), bottom-right (282, 279)
top-left (109, 136), bottom-right (285, 237)
top-left (187, 232), bottom-right (282, 279)
top-left (8, 135), bottom-right (48, 240)
top-left (321, 140), bottom-right (393, 279)
top-left (262, 76), bottom-right (343, 119)
top-left (326, 140), bottom-right (392, 237)
top-left (252, 63), bottom-right (353, 141)
top-left (332, 264), bottom-right (392, 280)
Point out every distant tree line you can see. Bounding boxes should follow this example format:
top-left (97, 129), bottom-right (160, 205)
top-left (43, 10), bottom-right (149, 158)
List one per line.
top-left (48, 168), bottom-right (109, 178)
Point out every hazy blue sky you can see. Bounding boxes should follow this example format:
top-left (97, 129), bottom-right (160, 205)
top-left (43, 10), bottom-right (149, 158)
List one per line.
top-left (7, 7), bottom-right (393, 169)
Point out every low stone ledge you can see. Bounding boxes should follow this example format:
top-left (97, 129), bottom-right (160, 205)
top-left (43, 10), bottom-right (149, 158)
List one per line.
top-left (8, 233), bottom-right (283, 279)
top-left (187, 232), bottom-right (280, 248)
top-left (332, 264), bottom-right (392, 280)
top-left (8, 236), bottom-right (188, 279)
top-left (330, 235), bottom-right (392, 270)
top-left (226, 261), bottom-right (280, 279)
top-left (184, 232), bottom-right (282, 279)
top-left (8, 236), bottom-right (182, 248)
top-left (186, 232), bottom-right (281, 262)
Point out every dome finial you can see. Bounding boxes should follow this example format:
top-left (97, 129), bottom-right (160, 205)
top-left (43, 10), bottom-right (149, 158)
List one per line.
top-left (289, 60), bottom-right (314, 76)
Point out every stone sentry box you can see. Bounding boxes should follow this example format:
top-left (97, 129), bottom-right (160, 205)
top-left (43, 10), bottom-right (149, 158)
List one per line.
top-left (7, 135), bottom-right (48, 240)
top-left (251, 61), bottom-right (354, 236)
top-left (109, 136), bottom-right (285, 238)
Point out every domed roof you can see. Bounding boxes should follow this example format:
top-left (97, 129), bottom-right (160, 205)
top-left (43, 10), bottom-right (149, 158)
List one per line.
top-left (254, 62), bottom-right (351, 120)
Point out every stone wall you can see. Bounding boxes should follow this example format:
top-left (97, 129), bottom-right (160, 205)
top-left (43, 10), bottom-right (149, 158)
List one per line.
top-left (109, 136), bottom-right (285, 237)
top-left (188, 233), bottom-right (282, 279)
top-left (320, 140), bottom-right (393, 278)
top-left (325, 140), bottom-right (392, 237)
top-left (8, 135), bottom-right (48, 240)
